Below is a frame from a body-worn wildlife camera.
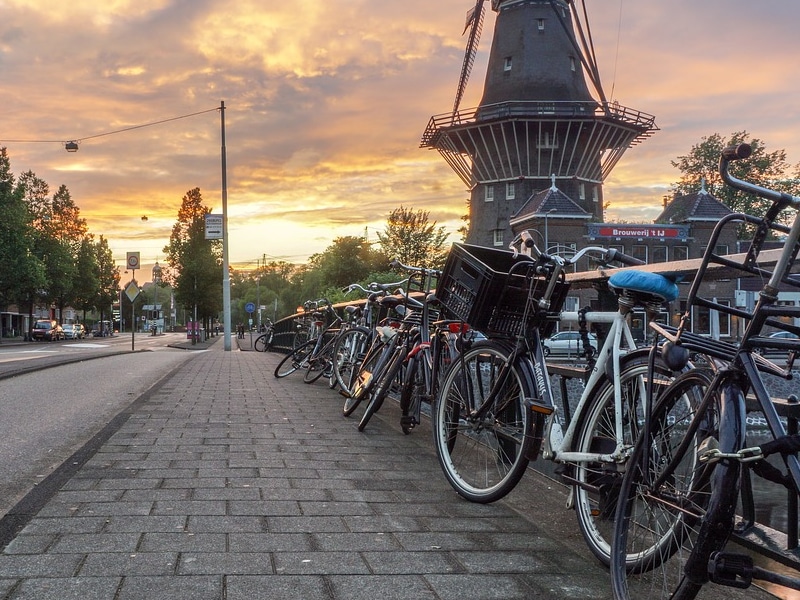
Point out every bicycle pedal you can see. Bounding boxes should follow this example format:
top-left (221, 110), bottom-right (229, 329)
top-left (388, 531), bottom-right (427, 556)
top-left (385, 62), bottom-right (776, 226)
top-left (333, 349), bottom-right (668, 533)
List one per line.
top-left (708, 551), bottom-right (753, 589)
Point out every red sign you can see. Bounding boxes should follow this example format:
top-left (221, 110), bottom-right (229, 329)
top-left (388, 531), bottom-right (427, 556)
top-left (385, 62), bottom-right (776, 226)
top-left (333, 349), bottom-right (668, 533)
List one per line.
top-left (597, 227), bottom-right (682, 238)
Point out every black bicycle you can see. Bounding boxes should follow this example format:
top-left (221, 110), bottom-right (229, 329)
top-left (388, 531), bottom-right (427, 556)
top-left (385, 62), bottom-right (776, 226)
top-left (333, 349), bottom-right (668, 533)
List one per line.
top-left (611, 144), bottom-right (800, 599)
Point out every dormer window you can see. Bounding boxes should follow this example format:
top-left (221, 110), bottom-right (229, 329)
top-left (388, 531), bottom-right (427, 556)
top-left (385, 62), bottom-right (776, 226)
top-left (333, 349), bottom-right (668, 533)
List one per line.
top-left (504, 57), bottom-right (512, 72)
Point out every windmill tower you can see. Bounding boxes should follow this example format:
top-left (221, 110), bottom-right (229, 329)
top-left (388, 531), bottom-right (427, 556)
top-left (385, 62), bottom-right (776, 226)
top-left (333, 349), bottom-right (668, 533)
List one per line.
top-left (421, 0), bottom-right (658, 248)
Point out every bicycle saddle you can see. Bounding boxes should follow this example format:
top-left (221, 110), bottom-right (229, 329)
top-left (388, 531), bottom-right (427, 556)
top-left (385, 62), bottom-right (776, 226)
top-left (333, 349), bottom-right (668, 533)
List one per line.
top-left (607, 270), bottom-right (680, 303)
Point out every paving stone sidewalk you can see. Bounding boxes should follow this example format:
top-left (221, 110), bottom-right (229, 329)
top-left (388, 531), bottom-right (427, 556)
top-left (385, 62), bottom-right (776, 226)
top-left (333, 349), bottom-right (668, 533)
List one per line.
top-left (0, 342), bottom-right (775, 600)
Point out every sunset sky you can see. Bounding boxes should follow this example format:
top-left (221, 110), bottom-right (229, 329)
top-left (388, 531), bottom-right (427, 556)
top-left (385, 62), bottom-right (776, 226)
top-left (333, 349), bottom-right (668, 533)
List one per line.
top-left (2, 0), bottom-right (800, 279)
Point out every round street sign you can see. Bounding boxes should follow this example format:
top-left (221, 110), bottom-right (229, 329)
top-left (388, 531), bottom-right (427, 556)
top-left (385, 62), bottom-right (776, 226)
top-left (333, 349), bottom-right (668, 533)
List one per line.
top-left (245, 302), bottom-right (256, 314)
top-left (126, 252), bottom-right (140, 270)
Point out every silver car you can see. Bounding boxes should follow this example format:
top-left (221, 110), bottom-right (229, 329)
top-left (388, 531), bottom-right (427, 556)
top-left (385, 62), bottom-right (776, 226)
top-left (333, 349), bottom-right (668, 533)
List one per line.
top-left (542, 331), bottom-right (597, 357)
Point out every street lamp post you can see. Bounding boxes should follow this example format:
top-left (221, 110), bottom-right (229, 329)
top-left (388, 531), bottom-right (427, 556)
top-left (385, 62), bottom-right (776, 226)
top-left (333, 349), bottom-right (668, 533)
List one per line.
top-left (152, 261), bottom-right (162, 335)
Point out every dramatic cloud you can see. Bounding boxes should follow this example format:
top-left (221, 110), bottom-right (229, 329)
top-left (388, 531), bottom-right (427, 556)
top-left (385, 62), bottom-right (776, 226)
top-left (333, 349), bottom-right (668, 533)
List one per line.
top-left (2, 0), bottom-right (799, 269)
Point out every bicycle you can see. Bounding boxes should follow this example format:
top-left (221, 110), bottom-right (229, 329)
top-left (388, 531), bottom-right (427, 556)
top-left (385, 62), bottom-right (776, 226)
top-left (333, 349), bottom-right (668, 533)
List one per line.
top-left (431, 236), bottom-right (683, 566)
top-left (274, 299), bottom-right (339, 380)
top-left (392, 261), bottom-right (469, 435)
top-left (610, 143), bottom-right (800, 599)
top-left (253, 318), bottom-right (275, 352)
top-left (331, 283), bottom-right (393, 397)
top-left (340, 272), bottom-right (426, 431)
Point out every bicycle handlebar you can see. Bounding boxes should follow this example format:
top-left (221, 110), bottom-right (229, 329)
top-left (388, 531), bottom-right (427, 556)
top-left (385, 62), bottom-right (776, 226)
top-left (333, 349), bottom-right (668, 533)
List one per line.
top-left (720, 143), bottom-right (800, 210)
top-left (510, 232), bottom-right (643, 268)
top-left (390, 258), bottom-right (443, 278)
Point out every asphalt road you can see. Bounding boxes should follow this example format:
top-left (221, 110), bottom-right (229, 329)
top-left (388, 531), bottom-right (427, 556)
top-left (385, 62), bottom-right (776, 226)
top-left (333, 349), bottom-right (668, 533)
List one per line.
top-left (0, 336), bottom-right (196, 518)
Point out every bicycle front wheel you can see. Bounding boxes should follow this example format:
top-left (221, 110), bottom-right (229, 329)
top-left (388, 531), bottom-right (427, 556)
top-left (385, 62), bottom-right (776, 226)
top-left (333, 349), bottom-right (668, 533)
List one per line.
top-left (611, 368), bottom-right (734, 600)
top-left (333, 326), bottom-right (371, 397)
top-left (432, 341), bottom-right (534, 503)
top-left (274, 340), bottom-right (315, 378)
top-left (357, 345), bottom-right (405, 432)
top-left (400, 352), bottom-right (425, 434)
top-left (572, 352), bottom-right (676, 566)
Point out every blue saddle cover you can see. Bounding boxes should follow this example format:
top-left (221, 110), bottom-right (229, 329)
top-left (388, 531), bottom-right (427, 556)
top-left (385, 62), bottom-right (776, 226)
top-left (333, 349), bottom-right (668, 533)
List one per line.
top-left (607, 270), bottom-right (679, 303)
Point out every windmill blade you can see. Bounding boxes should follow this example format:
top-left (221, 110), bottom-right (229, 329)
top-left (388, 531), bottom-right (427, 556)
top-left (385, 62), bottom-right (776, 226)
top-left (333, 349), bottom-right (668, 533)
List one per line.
top-left (453, 0), bottom-right (486, 117)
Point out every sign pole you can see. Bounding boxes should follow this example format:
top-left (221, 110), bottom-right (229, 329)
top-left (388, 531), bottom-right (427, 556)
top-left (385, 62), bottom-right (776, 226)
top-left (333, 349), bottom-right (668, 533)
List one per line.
top-left (131, 271), bottom-right (135, 351)
top-left (125, 252), bottom-right (141, 352)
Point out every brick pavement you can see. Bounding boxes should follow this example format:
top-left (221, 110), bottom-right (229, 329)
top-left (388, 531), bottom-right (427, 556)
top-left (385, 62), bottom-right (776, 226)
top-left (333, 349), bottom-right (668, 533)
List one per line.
top-left (0, 340), bottom-right (777, 599)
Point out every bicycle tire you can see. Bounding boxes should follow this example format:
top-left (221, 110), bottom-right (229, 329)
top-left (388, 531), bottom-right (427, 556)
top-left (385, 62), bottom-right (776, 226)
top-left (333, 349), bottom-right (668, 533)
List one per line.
top-left (432, 341), bottom-right (534, 503)
top-left (357, 344), bottom-right (405, 432)
top-left (254, 330), bottom-right (274, 352)
top-left (333, 326), bottom-right (371, 397)
top-left (571, 351), bottom-right (676, 566)
top-left (343, 337), bottom-right (386, 417)
top-left (303, 355), bottom-right (327, 383)
top-left (610, 368), bottom-right (733, 600)
top-left (293, 331), bottom-right (308, 349)
top-left (274, 339), bottom-right (315, 378)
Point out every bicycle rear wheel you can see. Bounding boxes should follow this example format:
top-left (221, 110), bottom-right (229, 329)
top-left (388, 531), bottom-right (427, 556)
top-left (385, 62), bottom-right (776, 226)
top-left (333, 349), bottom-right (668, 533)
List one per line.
top-left (432, 341), bottom-right (535, 503)
top-left (571, 352), bottom-right (677, 566)
top-left (611, 369), bottom-right (739, 600)
top-left (274, 340), bottom-right (315, 378)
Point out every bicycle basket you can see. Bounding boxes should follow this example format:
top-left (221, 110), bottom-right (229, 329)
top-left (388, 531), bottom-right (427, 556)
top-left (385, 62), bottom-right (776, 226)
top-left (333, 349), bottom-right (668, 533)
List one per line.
top-left (437, 243), bottom-right (569, 338)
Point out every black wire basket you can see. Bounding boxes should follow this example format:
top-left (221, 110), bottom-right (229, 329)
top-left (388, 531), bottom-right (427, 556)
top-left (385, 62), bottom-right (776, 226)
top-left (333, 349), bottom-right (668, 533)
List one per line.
top-left (437, 243), bottom-right (569, 338)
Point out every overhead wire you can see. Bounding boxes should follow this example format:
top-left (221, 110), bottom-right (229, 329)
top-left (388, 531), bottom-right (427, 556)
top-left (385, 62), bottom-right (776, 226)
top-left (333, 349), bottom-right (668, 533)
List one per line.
top-left (1, 106), bottom-right (220, 146)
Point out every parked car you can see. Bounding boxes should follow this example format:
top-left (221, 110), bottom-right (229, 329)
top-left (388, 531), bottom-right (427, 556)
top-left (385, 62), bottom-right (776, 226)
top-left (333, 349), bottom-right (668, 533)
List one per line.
top-left (542, 330), bottom-right (597, 357)
top-left (62, 324), bottom-right (85, 339)
top-left (30, 319), bottom-right (64, 341)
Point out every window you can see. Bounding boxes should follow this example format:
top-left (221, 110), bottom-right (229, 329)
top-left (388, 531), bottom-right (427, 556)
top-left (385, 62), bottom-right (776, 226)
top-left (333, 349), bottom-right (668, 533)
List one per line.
top-left (652, 246), bottom-right (668, 263)
top-left (493, 230), bottom-right (503, 247)
top-left (631, 245), bottom-right (648, 264)
top-left (570, 56), bottom-right (576, 72)
top-left (673, 246), bottom-right (689, 261)
top-left (484, 186), bottom-right (494, 202)
top-left (715, 244), bottom-right (729, 256)
top-left (694, 301), bottom-right (731, 338)
top-left (537, 19), bottom-right (545, 31)
top-left (506, 182), bottom-right (515, 200)
top-left (578, 183), bottom-right (586, 200)
top-left (564, 296), bottom-right (579, 312)
top-left (592, 187), bottom-right (599, 203)
top-left (504, 57), bottom-right (513, 72)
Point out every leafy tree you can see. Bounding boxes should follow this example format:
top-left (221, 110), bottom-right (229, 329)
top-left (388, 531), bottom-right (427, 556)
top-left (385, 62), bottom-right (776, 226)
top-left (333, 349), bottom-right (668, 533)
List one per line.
top-left (73, 235), bottom-right (100, 322)
top-left (376, 206), bottom-right (449, 269)
top-left (94, 236), bottom-right (120, 328)
top-left (669, 131), bottom-right (800, 237)
top-left (0, 149), bottom-right (46, 316)
top-left (162, 188), bottom-right (222, 328)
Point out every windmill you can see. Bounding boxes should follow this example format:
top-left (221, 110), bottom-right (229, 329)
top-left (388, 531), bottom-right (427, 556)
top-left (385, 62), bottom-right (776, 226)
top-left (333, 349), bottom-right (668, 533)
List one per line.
top-left (422, 0), bottom-right (658, 247)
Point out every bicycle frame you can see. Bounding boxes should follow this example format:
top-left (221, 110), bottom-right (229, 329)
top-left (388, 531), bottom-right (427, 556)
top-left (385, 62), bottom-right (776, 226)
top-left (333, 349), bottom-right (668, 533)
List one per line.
top-left (463, 305), bottom-right (646, 467)
top-left (546, 309), bottom-right (642, 464)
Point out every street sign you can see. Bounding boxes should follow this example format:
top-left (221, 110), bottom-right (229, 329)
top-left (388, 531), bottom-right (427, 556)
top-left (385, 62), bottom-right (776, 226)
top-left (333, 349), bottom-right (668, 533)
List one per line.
top-left (126, 252), bottom-right (140, 270)
top-left (124, 280), bottom-right (140, 302)
top-left (245, 302), bottom-right (256, 313)
top-left (205, 214), bottom-right (223, 240)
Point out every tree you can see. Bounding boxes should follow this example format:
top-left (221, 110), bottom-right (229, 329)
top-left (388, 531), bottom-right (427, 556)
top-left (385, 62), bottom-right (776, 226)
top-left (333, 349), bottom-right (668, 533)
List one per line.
top-left (669, 131), bottom-right (800, 237)
top-left (0, 149), bottom-right (46, 315)
top-left (376, 206), bottom-right (449, 269)
top-left (93, 236), bottom-right (120, 329)
top-left (162, 188), bottom-right (222, 328)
